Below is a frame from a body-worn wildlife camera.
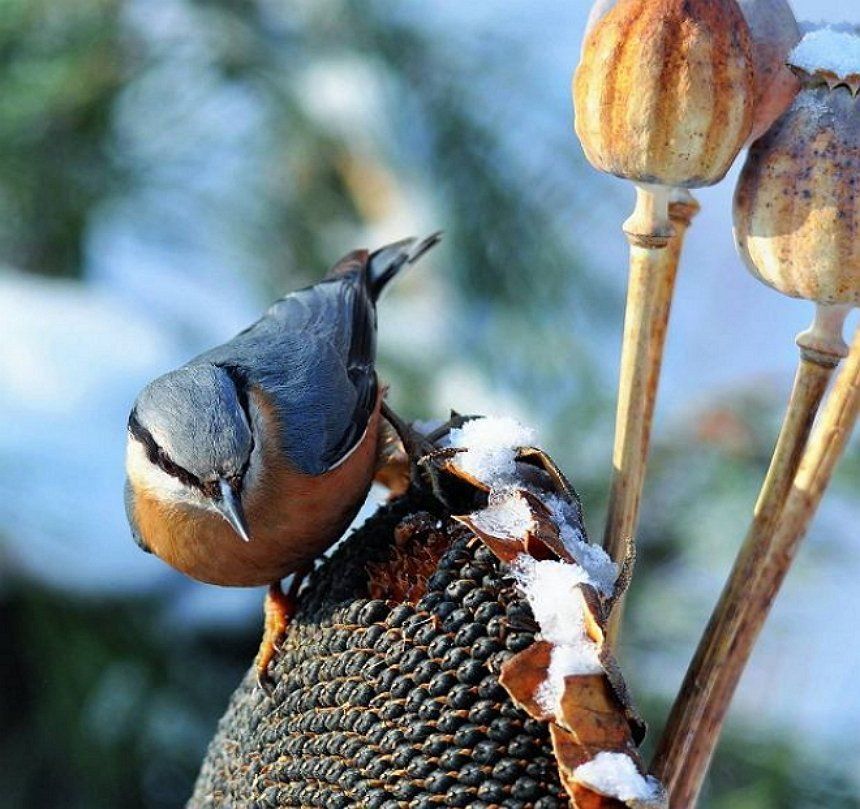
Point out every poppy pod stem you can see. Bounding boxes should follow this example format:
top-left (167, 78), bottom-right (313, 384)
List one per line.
top-left (747, 303), bottom-right (851, 532)
top-left (604, 186), bottom-right (698, 644)
top-left (623, 184), bottom-right (674, 248)
top-left (796, 302), bottom-right (852, 366)
top-left (653, 305), bottom-right (850, 796)
top-left (574, 0), bottom-right (755, 646)
top-left (653, 327), bottom-right (860, 808)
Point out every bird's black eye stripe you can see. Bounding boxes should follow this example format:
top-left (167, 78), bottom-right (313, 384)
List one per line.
top-left (128, 411), bottom-right (203, 490)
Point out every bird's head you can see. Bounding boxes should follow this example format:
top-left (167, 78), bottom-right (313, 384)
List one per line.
top-left (125, 364), bottom-right (255, 541)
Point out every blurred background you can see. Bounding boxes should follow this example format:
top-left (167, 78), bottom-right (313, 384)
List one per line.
top-left (1, 0), bottom-right (858, 806)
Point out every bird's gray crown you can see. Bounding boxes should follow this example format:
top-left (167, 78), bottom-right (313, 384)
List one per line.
top-left (131, 364), bottom-right (253, 486)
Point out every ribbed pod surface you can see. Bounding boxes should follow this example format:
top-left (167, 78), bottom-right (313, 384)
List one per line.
top-left (734, 83), bottom-right (860, 304)
top-left (574, 0), bottom-right (756, 188)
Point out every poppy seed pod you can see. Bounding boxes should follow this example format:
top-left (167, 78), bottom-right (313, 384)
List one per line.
top-left (738, 0), bottom-right (801, 141)
top-left (574, 0), bottom-right (756, 191)
top-left (734, 29), bottom-right (860, 357)
top-left (582, 0), bottom-right (799, 143)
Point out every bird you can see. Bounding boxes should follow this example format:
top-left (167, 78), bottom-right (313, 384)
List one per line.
top-left (124, 234), bottom-right (440, 680)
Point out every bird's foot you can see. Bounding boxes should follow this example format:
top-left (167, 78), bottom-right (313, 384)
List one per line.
top-left (255, 572), bottom-right (307, 692)
top-left (381, 402), bottom-right (484, 461)
top-left (380, 401), bottom-right (437, 462)
top-left (374, 417), bottom-right (412, 497)
top-left (423, 411), bottom-right (481, 445)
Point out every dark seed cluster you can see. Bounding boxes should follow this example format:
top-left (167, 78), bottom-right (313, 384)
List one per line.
top-left (190, 495), bottom-right (566, 808)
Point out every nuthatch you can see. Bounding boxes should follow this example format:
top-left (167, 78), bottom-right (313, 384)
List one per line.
top-left (124, 234), bottom-right (439, 679)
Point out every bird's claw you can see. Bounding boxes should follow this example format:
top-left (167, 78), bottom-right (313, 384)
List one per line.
top-left (423, 410), bottom-right (481, 444)
top-left (254, 576), bottom-right (304, 691)
top-left (256, 670), bottom-right (276, 697)
top-left (380, 401), bottom-right (437, 462)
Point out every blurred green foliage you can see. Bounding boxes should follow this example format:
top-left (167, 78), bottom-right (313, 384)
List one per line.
top-left (0, 0), bottom-right (128, 277)
top-left (0, 586), bottom-right (251, 808)
top-left (0, 0), bottom-right (858, 807)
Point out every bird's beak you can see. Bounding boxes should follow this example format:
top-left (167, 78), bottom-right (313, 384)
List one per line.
top-left (216, 479), bottom-right (251, 542)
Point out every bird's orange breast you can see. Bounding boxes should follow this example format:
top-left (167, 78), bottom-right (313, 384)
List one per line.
top-left (132, 390), bottom-right (383, 586)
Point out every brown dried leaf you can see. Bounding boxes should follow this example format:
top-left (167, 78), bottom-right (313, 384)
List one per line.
top-left (454, 488), bottom-right (574, 565)
top-left (552, 722), bottom-right (663, 809)
top-left (551, 725), bottom-right (628, 809)
top-left (599, 647), bottom-right (647, 746)
top-left (454, 514), bottom-right (525, 563)
top-left (609, 534), bottom-right (636, 607)
top-left (442, 441), bottom-right (664, 808)
top-left (579, 585), bottom-right (608, 643)
top-left (438, 455), bottom-right (491, 492)
top-left (515, 446), bottom-right (584, 512)
top-left (555, 675), bottom-right (637, 750)
top-left (498, 640), bottom-right (555, 722)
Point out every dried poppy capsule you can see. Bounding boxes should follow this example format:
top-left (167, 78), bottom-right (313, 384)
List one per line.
top-left (735, 27), bottom-right (860, 359)
top-left (574, 0), bottom-right (756, 194)
top-left (582, 0), bottom-right (798, 143)
top-left (738, 0), bottom-right (801, 141)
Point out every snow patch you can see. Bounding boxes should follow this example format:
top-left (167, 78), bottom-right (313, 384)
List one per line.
top-left (544, 493), bottom-right (618, 597)
top-left (512, 556), bottom-right (596, 644)
top-left (470, 489), bottom-right (535, 538)
top-left (790, 27), bottom-right (860, 80)
top-left (539, 643), bottom-right (603, 709)
top-left (512, 555), bottom-right (603, 711)
top-left (445, 417), bottom-right (617, 594)
top-left (448, 416), bottom-right (619, 711)
top-left (446, 416), bottom-right (537, 486)
top-left (574, 752), bottom-right (662, 804)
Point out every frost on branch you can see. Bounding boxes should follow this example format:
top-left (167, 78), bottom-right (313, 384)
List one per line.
top-left (438, 416), bottom-right (666, 809)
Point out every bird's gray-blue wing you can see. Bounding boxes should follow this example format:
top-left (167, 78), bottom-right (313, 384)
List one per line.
top-left (198, 270), bottom-right (378, 476)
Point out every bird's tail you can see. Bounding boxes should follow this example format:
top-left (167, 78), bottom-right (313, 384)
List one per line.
top-left (366, 232), bottom-right (442, 301)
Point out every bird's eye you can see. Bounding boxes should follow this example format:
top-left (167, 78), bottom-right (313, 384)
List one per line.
top-left (129, 411), bottom-right (204, 491)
